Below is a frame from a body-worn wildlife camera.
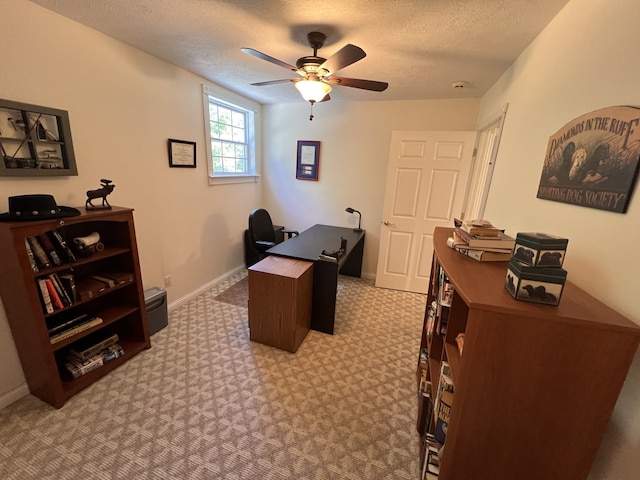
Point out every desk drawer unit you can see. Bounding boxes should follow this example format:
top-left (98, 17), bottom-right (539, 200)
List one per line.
top-left (248, 256), bottom-right (313, 353)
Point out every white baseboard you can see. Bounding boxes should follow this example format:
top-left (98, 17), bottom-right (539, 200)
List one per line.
top-left (361, 272), bottom-right (375, 281)
top-left (0, 383), bottom-right (30, 409)
top-left (166, 266), bottom-right (374, 312)
top-left (167, 264), bottom-right (246, 312)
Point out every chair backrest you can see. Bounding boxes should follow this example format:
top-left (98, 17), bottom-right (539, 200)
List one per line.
top-left (248, 208), bottom-right (275, 246)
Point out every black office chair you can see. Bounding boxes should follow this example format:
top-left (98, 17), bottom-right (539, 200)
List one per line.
top-left (245, 208), bottom-right (298, 267)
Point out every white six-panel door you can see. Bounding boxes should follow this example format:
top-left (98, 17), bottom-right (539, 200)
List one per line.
top-left (375, 130), bottom-right (476, 293)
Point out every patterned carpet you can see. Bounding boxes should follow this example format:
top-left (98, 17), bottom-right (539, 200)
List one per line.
top-left (0, 271), bottom-right (426, 479)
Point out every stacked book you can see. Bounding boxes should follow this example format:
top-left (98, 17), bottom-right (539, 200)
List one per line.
top-left (64, 333), bottom-right (124, 378)
top-left (48, 313), bottom-right (103, 344)
top-left (451, 219), bottom-right (515, 262)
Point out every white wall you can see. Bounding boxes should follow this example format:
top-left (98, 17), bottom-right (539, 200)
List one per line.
top-left (478, 0), bottom-right (640, 478)
top-left (262, 99), bottom-right (480, 276)
top-left (0, 0), bottom-right (261, 404)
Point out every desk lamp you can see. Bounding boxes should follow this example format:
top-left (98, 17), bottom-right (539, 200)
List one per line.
top-left (345, 207), bottom-right (362, 232)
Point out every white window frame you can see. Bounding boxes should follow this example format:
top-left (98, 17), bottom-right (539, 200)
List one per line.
top-left (202, 84), bottom-right (261, 185)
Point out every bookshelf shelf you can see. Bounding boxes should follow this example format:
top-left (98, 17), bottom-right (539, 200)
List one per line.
top-left (416, 227), bottom-right (640, 480)
top-left (50, 304), bottom-right (140, 351)
top-left (0, 206), bottom-right (151, 408)
top-left (33, 247), bottom-right (132, 277)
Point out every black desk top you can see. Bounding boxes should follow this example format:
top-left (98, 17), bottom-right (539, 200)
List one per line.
top-left (266, 224), bottom-right (365, 263)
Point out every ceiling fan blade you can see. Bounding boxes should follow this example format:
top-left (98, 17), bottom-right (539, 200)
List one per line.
top-left (250, 79), bottom-right (296, 86)
top-left (326, 75), bottom-right (389, 92)
top-left (318, 44), bottom-right (366, 75)
top-left (241, 47), bottom-right (299, 72)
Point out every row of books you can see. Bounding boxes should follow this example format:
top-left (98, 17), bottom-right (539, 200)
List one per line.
top-left (37, 273), bottom-right (78, 314)
top-left (37, 271), bottom-right (134, 314)
top-left (48, 313), bottom-right (103, 344)
top-left (63, 333), bottom-right (124, 378)
top-left (25, 230), bottom-right (77, 272)
top-left (425, 301), bottom-right (437, 340)
top-left (451, 218), bottom-right (516, 262)
top-left (424, 268), bottom-right (455, 353)
top-left (76, 273), bottom-right (134, 302)
top-left (434, 361), bottom-right (454, 445)
top-left (418, 366), bottom-right (452, 479)
top-left (417, 376), bottom-right (433, 434)
top-left (437, 267), bottom-right (453, 335)
top-left (421, 433), bottom-right (441, 479)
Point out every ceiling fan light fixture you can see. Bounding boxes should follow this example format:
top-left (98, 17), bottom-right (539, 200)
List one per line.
top-left (295, 80), bottom-right (332, 103)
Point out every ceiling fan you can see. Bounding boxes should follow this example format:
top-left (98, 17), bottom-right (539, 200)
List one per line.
top-left (241, 32), bottom-right (388, 117)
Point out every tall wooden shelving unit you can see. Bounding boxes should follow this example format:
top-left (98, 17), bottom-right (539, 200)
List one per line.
top-left (0, 206), bottom-right (151, 408)
top-left (417, 227), bottom-right (640, 479)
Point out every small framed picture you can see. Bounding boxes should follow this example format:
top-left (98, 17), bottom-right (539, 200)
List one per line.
top-left (296, 140), bottom-right (320, 181)
top-left (168, 139), bottom-right (196, 168)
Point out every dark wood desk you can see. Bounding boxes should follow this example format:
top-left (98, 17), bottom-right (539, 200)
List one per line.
top-left (266, 224), bottom-right (366, 334)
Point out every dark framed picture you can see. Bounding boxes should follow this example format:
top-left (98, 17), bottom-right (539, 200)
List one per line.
top-left (168, 138), bottom-right (196, 168)
top-left (296, 140), bottom-right (320, 181)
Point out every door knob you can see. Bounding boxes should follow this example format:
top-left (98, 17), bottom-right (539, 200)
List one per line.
top-left (383, 220), bottom-right (395, 226)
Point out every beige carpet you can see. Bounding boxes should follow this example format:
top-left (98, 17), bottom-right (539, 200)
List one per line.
top-left (0, 271), bottom-right (426, 479)
top-left (212, 276), bottom-right (248, 308)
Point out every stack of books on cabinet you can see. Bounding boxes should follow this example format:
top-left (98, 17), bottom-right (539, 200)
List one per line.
top-left (0, 206), bottom-right (151, 408)
top-left (451, 218), bottom-right (515, 262)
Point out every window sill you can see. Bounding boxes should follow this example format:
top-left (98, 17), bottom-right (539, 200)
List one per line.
top-left (208, 174), bottom-right (260, 186)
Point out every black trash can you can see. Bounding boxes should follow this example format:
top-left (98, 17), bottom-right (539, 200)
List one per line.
top-left (144, 287), bottom-right (168, 335)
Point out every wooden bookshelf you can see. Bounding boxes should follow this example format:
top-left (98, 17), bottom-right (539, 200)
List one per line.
top-left (416, 227), bottom-right (640, 479)
top-left (0, 206), bottom-right (151, 408)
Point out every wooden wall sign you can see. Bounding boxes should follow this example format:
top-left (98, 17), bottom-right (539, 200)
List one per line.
top-left (537, 105), bottom-right (640, 213)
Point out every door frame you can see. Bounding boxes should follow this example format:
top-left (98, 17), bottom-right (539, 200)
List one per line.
top-left (461, 103), bottom-right (509, 220)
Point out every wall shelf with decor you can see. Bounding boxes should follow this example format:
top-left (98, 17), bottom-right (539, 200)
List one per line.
top-left (0, 98), bottom-right (78, 176)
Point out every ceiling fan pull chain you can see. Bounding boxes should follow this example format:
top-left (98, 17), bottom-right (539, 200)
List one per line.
top-left (309, 102), bottom-right (314, 121)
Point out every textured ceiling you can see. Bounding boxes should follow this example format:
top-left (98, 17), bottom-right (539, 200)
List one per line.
top-left (28, 0), bottom-right (569, 105)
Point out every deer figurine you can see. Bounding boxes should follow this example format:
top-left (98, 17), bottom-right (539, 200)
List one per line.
top-left (86, 179), bottom-right (115, 209)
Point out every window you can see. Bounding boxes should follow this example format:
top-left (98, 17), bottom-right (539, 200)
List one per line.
top-left (202, 84), bottom-right (261, 185)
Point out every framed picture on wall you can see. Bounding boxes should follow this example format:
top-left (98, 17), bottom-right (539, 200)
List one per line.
top-left (168, 138), bottom-right (196, 168)
top-left (296, 140), bottom-right (320, 181)
top-left (0, 98), bottom-right (78, 177)
top-left (536, 105), bottom-right (640, 213)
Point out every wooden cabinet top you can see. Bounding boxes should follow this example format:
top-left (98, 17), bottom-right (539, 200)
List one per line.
top-left (249, 255), bottom-right (313, 279)
top-left (433, 227), bottom-right (640, 335)
top-left (0, 206), bottom-right (134, 231)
